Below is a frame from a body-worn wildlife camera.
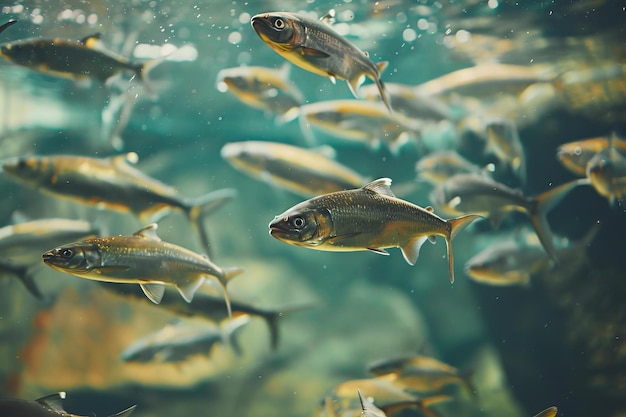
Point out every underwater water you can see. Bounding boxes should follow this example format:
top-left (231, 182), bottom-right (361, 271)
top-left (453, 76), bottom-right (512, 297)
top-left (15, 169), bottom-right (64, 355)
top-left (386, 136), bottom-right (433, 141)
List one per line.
top-left (0, 1), bottom-right (625, 417)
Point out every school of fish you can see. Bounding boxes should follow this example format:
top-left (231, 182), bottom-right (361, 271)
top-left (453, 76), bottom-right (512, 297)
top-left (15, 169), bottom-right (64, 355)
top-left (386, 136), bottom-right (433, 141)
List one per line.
top-left (0, 2), bottom-right (623, 417)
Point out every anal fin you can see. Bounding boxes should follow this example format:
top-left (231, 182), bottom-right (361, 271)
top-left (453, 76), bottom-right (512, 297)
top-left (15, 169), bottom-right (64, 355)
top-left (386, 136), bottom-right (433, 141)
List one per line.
top-left (140, 282), bottom-right (165, 304)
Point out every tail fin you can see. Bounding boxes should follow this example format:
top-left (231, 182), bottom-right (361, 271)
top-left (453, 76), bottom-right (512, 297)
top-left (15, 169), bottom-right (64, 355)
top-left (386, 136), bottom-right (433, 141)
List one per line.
top-left (219, 266), bottom-right (245, 319)
top-left (185, 188), bottom-right (237, 257)
top-left (1, 262), bottom-right (43, 300)
top-left (446, 214), bottom-right (483, 283)
top-left (220, 315), bottom-right (251, 356)
top-left (137, 53), bottom-right (171, 97)
top-left (529, 178), bottom-right (590, 263)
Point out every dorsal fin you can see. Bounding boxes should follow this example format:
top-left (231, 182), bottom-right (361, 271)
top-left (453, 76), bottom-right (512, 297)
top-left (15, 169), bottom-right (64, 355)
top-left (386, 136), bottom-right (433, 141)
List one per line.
top-left (0, 19), bottom-right (17, 36)
top-left (109, 152), bottom-right (138, 168)
top-left (319, 9), bottom-right (335, 24)
top-left (425, 206), bottom-right (434, 212)
top-left (36, 392), bottom-right (66, 413)
top-left (80, 33), bottom-right (102, 48)
top-left (133, 223), bottom-right (161, 240)
top-left (362, 178), bottom-right (395, 197)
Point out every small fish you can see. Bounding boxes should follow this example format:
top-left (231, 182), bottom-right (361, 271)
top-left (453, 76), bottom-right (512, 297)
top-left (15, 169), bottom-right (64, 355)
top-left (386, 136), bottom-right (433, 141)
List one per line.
top-left (533, 406), bottom-right (558, 417)
top-left (0, 392), bottom-right (136, 417)
top-left (484, 117), bottom-right (526, 184)
top-left (415, 150), bottom-right (485, 186)
top-left (557, 134), bottom-right (626, 177)
top-left (0, 20), bottom-right (160, 88)
top-left (42, 223), bottom-right (243, 317)
top-left (414, 63), bottom-right (557, 101)
top-left (120, 316), bottom-right (250, 363)
top-left (585, 135), bottom-right (626, 204)
top-left (1, 153), bottom-right (236, 255)
top-left (250, 11), bottom-right (391, 111)
top-left (367, 354), bottom-right (475, 395)
top-left (99, 281), bottom-right (312, 350)
top-left (221, 140), bottom-right (367, 197)
top-left (317, 376), bottom-right (450, 417)
top-left (216, 64), bottom-right (304, 117)
top-left (269, 178), bottom-right (481, 283)
top-left (430, 173), bottom-right (589, 262)
top-left (287, 99), bottom-right (421, 154)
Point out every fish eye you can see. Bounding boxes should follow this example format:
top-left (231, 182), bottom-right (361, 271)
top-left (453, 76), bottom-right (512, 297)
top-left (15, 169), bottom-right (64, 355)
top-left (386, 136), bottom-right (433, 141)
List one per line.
top-left (291, 216), bottom-right (305, 229)
top-left (61, 248), bottom-right (73, 258)
top-left (273, 18), bottom-right (285, 29)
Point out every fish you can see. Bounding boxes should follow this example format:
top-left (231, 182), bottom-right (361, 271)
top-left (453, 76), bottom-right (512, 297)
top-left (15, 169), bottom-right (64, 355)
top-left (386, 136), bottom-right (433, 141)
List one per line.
top-left (367, 354), bottom-right (475, 395)
top-left (287, 99), bottom-right (422, 154)
top-left (533, 406), bottom-right (558, 417)
top-left (0, 153), bottom-right (236, 255)
top-left (269, 178), bottom-right (481, 283)
top-left (316, 376), bottom-right (450, 417)
top-left (556, 134), bottom-right (626, 177)
top-left (0, 20), bottom-right (161, 89)
top-left (0, 392), bottom-right (136, 417)
top-left (585, 135), bottom-right (626, 204)
top-left (484, 117), bottom-right (526, 184)
top-left (216, 64), bottom-right (304, 117)
top-left (250, 11), bottom-right (391, 111)
top-left (413, 63), bottom-right (558, 102)
top-left (99, 281), bottom-right (313, 350)
top-left (120, 316), bottom-right (250, 363)
top-left (0, 259), bottom-right (42, 300)
top-left (41, 223), bottom-right (243, 317)
top-left (415, 150), bottom-right (486, 186)
top-left (429, 173), bottom-right (589, 263)
top-left (220, 140), bottom-right (367, 197)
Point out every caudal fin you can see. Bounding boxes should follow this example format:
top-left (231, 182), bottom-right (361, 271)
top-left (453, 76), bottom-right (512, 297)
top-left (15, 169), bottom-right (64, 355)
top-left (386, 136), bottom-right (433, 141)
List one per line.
top-left (446, 214), bottom-right (483, 283)
top-left (186, 188), bottom-right (237, 257)
top-left (529, 178), bottom-right (590, 263)
top-left (218, 266), bottom-right (245, 319)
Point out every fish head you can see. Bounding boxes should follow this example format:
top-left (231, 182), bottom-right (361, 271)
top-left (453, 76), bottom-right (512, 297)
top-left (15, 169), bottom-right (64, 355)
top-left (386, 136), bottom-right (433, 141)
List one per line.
top-left (268, 203), bottom-right (333, 246)
top-left (1, 155), bottom-right (52, 185)
top-left (42, 241), bottom-right (102, 273)
top-left (251, 13), bottom-right (298, 49)
top-left (556, 143), bottom-right (589, 175)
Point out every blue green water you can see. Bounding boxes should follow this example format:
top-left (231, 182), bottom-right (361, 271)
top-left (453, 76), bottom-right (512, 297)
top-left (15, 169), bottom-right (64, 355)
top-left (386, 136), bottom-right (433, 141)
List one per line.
top-left (0, 1), bottom-right (625, 417)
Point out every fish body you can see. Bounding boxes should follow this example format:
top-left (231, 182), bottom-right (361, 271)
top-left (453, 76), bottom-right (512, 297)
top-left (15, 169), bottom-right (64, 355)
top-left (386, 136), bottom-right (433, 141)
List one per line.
top-left (216, 64), bottom-right (304, 116)
top-left (42, 224), bottom-right (242, 316)
top-left (414, 63), bottom-right (557, 101)
top-left (120, 316), bottom-right (250, 363)
top-left (250, 11), bottom-right (390, 110)
top-left (269, 178), bottom-right (481, 283)
top-left (585, 137), bottom-right (626, 204)
top-left (1, 153), bottom-right (236, 253)
top-left (0, 21), bottom-right (151, 85)
top-left (293, 99), bottom-right (421, 154)
top-left (415, 150), bottom-right (484, 186)
top-left (556, 135), bottom-right (626, 176)
top-left (430, 173), bottom-right (588, 262)
top-left (316, 376), bottom-right (449, 417)
top-left (100, 281), bottom-right (311, 350)
top-left (367, 354), bottom-right (474, 395)
top-left (0, 392), bottom-right (135, 417)
top-left (221, 140), bottom-right (366, 197)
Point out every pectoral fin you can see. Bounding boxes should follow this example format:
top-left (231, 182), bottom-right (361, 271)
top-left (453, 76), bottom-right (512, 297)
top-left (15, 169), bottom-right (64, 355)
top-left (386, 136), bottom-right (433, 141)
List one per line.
top-left (93, 265), bottom-right (131, 275)
top-left (177, 276), bottom-right (205, 303)
top-left (140, 283), bottom-right (165, 304)
top-left (36, 393), bottom-right (67, 413)
top-left (400, 236), bottom-right (429, 265)
top-left (300, 47), bottom-right (330, 58)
